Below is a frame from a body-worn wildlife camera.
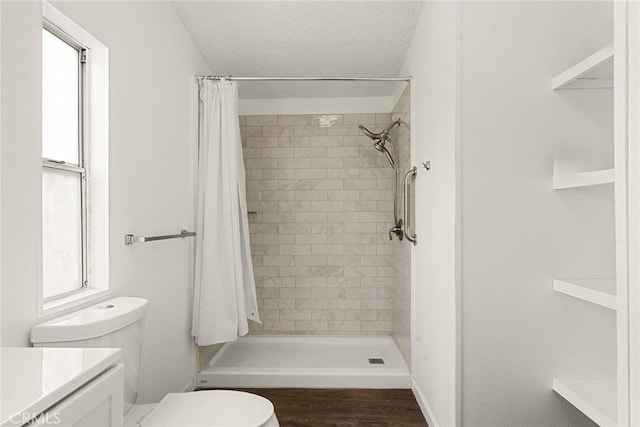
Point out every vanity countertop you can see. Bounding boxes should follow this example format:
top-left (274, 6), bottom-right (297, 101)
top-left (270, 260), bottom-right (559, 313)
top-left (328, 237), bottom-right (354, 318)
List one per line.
top-left (1, 347), bottom-right (121, 426)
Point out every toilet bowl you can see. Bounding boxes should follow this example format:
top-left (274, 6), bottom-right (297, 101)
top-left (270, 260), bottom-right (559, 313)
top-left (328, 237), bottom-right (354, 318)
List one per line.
top-left (31, 297), bottom-right (279, 427)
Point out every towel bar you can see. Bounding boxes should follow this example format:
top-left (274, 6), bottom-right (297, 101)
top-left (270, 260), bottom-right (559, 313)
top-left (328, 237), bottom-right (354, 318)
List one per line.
top-left (124, 230), bottom-right (196, 245)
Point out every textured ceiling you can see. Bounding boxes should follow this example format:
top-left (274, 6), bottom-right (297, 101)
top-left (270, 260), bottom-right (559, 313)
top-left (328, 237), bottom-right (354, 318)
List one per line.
top-left (171, 1), bottom-right (424, 99)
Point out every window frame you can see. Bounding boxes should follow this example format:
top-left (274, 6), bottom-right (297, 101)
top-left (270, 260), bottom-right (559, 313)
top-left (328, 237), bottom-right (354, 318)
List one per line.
top-left (41, 21), bottom-right (90, 302)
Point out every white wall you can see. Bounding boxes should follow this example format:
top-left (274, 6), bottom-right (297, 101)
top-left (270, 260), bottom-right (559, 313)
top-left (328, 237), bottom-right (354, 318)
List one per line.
top-left (1, 0), bottom-right (210, 403)
top-left (459, 2), bottom-right (614, 426)
top-left (399, 3), bottom-right (460, 426)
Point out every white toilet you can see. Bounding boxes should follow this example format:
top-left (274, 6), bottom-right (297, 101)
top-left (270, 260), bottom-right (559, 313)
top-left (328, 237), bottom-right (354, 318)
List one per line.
top-left (30, 297), bottom-right (279, 427)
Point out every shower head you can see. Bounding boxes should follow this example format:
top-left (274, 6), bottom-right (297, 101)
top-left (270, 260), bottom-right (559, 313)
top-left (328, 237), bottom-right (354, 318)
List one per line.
top-left (374, 139), bottom-right (395, 168)
top-left (358, 118), bottom-right (402, 167)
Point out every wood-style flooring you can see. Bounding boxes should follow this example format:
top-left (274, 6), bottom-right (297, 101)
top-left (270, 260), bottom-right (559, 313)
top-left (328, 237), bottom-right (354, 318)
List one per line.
top-left (235, 388), bottom-right (428, 427)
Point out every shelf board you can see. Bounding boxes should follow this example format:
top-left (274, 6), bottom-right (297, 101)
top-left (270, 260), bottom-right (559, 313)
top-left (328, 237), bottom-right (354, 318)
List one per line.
top-left (553, 168), bottom-right (614, 190)
top-left (553, 279), bottom-right (616, 310)
top-left (552, 45), bottom-right (613, 90)
top-left (553, 378), bottom-right (616, 426)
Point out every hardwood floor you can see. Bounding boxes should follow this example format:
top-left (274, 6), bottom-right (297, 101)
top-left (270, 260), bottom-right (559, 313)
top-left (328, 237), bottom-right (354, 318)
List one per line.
top-left (235, 388), bottom-right (428, 427)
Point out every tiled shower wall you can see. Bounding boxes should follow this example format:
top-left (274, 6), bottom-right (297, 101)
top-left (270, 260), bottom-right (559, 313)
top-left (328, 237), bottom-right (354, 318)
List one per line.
top-left (240, 113), bottom-right (397, 335)
top-left (390, 85), bottom-right (412, 366)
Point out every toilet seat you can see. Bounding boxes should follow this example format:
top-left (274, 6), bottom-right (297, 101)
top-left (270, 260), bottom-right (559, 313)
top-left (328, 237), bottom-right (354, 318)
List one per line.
top-left (140, 390), bottom-right (279, 427)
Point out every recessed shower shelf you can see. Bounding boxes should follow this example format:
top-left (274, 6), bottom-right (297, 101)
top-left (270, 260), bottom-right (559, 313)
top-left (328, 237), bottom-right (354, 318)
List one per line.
top-left (553, 278), bottom-right (616, 310)
top-left (552, 378), bottom-right (616, 426)
top-left (553, 168), bottom-right (615, 190)
top-left (552, 45), bottom-right (613, 90)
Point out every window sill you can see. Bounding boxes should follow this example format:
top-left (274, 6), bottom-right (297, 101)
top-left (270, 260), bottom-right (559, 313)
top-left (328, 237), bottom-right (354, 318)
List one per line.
top-left (41, 288), bottom-right (110, 319)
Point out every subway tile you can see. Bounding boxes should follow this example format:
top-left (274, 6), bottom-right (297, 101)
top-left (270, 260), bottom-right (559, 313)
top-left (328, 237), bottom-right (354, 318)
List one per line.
top-left (343, 136), bottom-right (371, 147)
top-left (330, 234), bottom-right (361, 244)
top-left (327, 126), bottom-right (362, 136)
top-left (251, 244), bottom-right (279, 255)
top-left (328, 320), bottom-right (361, 332)
top-left (263, 191), bottom-right (294, 201)
top-left (343, 244), bottom-right (377, 255)
top-left (312, 245), bottom-right (344, 256)
top-left (278, 115), bottom-right (311, 126)
top-left (312, 180), bottom-right (344, 191)
top-left (343, 157), bottom-right (377, 168)
top-left (295, 212), bottom-right (327, 223)
top-left (245, 170), bottom-right (262, 180)
top-left (263, 169), bottom-right (295, 179)
top-left (279, 266), bottom-right (312, 277)
top-left (253, 266), bottom-right (278, 280)
top-left (360, 299), bottom-right (392, 310)
top-left (262, 126), bottom-right (294, 137)
top-left (279, 223), bottom-right (312, 234)
top-left (343, 113), bottom-right (376, 125)
top-left (259, 309), bottom-right (280, 320)
top-left (312, 310), bottom-right (329, 320)
top-left (359, 168), bottom-right (394, 179)
top-left (249, 224), bottom-right (278, 234)
top-left (295, 126), bottom-right (327, 136)
top-left (344, 223), bottom-right (377, 234)
top-left (281, 309), bottom-right (311, 320)
top-left (262, 320), bottom-right (296, 331)
top-left (311, 223), bottom-right (344, 234)
top-left (279, 158), bottom-right (310, 169)
top-left (295, 320), bottom-right (328, 331)
top-left (295, 234), bottom-right (328, 244)
top-left (328, 255), bottom-right (360, 266)
top-left (262, 234), bottom-right (295, 244)
top-left (328, 211), bottom-right (359, 223)
top-left (344, 179), bottom-right (377, 190)
top-left (295, 255), bottom-right (328, 266)
top-left (245, 158), bottom-right (278, 169)
top-left (296, 299), bottom-right (328, 309)
top-left (375, 113), bottom-right (392, 124)
top-left (360, 211), bottom-right (392, 222)
top-left (344, 265), bottom-right (377, 277)
top-left (279, 244), bottom-right (311, 255)
top-left (327, 309), bottom-right (345, 320)
top-left (343, 200), bottom-right (377, 211)
top-left (243, 148), bottom-right (263, 158)
top-left (262, 299), bottom-right (295, 309)
top-left (328, 168), bottom-right (359, 179)
top-left (241, 126), bottom-right (261, 137)
top-left (296, 277), bottom-right (328, 287)
top-left (360, 189), bottom-right (393, 201)
top-left (309, 266), bottom-right (344, 277)
top-left (328, 299), bottom-right (361, 309)
top-left (311, 288), bottom-right (329, 299)
top-left (328, 277), bottom-right (361, 288)
top-left (345, 309), bottom-right (377, 321)
top-left (278, 180), bottom-right (312, 191)
top-left (327, 147), bottom-right (360, 158)
top-left (246, 115), bottom-right (278, 126)
top-left (262, 276), bottom-right (295, 287)
top-left (280, 288), bottom-right (312, 298)
top-left (294, 169), bottom-right (327, 179)
top-left (294, 147), bottom-right (328, 158)
top-left (327, 190), bottom-right (360, 201)
top-left (361, 320), bottom-right (392, 332)
top-left (263, 255), bottom-right (295, 266)
top-left (245, 137), bottom-right (278, 148)
top-left (311, 158), bottom-right (344, 169)
top-left (263, 147), bottom-right (294, 158)
top-left (278, 136), bottom-right (309, 147)
top-left (309, 136), bottom-right (343, 147)
top-left (294, 190), bottom-right (328, 201)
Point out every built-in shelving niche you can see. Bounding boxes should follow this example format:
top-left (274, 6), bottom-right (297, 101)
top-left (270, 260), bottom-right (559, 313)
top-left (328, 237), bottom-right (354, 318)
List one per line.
top-left (550, 44), bottom-right (616, 427)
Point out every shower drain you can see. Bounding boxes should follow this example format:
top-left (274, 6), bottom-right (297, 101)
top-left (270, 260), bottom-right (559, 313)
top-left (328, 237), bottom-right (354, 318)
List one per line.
top-left (368, 358), bottom-right (385, 365)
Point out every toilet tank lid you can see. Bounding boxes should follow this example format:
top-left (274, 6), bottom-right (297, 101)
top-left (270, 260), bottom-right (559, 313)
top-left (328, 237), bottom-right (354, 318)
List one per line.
top-left (31, 297), bottom-right (149, 343)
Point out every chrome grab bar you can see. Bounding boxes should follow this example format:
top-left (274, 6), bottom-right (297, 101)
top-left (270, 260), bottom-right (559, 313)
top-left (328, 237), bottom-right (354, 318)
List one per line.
top-left (124, 230), bottom-right (196, 245)
top-left (403, 167), bottom-right (417, 245)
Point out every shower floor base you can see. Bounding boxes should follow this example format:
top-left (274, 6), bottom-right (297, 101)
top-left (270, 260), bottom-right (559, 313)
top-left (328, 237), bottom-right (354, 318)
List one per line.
top-left (197, 335), bottom-right (410, 389)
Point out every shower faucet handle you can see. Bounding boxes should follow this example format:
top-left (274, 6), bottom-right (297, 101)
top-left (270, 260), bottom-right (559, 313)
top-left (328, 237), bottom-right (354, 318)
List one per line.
top-left (388, 219), bottom-right (404, 241)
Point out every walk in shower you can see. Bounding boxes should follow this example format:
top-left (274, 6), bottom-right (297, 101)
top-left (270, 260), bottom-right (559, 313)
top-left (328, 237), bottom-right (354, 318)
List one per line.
top-left (197, 79), bottom-right (413, 388)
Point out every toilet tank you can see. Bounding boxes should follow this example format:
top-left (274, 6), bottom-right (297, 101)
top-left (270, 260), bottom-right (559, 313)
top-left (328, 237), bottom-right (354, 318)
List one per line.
top-left (31, 297), bottom-right (148, 414)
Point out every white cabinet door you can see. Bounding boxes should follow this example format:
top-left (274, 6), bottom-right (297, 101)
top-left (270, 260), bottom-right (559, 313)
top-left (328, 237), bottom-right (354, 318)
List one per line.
top-left (29, 364), bottom-right (124, 427)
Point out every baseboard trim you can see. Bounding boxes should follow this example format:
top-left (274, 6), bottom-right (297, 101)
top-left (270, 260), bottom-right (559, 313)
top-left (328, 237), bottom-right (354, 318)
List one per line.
top-left (183, 377), bottom-right (195, 392)
top-left (412, 378), bottom-right (440, 427)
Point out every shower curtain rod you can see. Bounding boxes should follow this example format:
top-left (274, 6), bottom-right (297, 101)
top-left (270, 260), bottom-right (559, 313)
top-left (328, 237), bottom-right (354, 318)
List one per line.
top-left (196, 76), bottom-right (411, 82)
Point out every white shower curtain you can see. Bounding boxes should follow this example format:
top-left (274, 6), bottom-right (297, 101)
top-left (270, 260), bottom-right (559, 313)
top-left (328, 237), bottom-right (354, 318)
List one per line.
top-left (192, 78), bottom-right (260, 346)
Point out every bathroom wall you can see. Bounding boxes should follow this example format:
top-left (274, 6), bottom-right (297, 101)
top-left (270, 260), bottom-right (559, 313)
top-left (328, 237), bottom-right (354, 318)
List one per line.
top-left (239, 113), bottom-right (397, 335)
top-left (1, 0), bottom-right (210, 403)
top-left (390, 84), bottom-right (412, 367)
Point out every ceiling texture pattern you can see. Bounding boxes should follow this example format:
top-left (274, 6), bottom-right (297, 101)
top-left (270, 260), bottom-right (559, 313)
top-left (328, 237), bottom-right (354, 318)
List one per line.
top-left (171, 1), bottom-right (424, 99)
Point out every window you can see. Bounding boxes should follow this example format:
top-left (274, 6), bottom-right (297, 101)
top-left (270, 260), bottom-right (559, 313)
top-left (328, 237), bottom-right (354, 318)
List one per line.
top-left (41, 25), bottom-right (88, 300)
